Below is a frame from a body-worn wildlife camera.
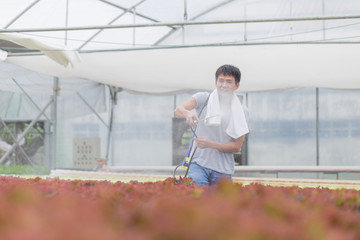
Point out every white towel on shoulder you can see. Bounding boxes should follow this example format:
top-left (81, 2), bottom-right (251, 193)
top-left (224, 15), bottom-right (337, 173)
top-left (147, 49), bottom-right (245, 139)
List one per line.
top-left (205, 89), bottom-right (249, 139)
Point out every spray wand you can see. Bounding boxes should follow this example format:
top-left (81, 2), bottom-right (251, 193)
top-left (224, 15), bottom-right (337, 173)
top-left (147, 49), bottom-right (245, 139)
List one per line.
top-left (173, 114), bottom-right (222, 178)
top-left (189, 116), bottom-right (198, 137)
top-left (192, 114), bottom-right (219, 125)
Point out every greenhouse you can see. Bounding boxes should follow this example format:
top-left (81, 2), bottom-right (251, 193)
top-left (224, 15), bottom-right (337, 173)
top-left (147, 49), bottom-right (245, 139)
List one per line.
top-left (1, 0), bottom-right (360, 180)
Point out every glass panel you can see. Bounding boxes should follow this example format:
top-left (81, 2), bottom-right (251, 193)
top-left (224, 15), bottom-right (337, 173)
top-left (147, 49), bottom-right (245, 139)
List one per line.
top-left (247, 88), bottom-right (317, 166)
top-left (319, 89), bottom-right (360, 165)
top-left (111, 91), bottom-right (174, 166)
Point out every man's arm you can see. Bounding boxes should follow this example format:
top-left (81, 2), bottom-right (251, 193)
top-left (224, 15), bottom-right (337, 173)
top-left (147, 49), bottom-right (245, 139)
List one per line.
top-left (174, 97), bottom-right (198, 126)
top-left (175, 96), bottom-right (246, 152)
top-left (195, 135), bottom-right (245, 153)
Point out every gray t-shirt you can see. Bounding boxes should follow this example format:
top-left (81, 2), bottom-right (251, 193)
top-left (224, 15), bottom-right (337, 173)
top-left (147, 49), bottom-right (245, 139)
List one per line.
top-left (192, 92), bottom-right (247, 174)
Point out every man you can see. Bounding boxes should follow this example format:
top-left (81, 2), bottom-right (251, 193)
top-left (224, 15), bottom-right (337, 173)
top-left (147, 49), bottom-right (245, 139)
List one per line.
top-left (174, 64), bottom-right (249, 186)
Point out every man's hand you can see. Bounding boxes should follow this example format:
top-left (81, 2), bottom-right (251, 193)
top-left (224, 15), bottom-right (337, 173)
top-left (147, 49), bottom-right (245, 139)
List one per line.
top-left (186, 114), bottom-right (198, 127)
top-left (174, 97), bottom-right (198, 126)
top-left (194, 136), bottom-right (210, 149)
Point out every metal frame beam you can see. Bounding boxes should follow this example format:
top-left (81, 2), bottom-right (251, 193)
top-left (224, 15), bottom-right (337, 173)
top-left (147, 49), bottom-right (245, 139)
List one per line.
top-left (79, 0), bottom-right (148, 50)
top-left (4, 0), bottom-right (40, 29)
top-left (0, 98), bottom-right (54, 164)
top-left (12, 78), bottom-right (51, 122)
top-left (155, 0), bottom-right (236, 45)
top-left (98, 0), bottom-right (164, 26)
top-left (76, 91), bottom-right (109, 129)
top-left (6, 41), bottom-right (360, 58)
top-left (2, 15), bottom-right (360, 33)
top-left (0, 117), bottom-right (34, 165)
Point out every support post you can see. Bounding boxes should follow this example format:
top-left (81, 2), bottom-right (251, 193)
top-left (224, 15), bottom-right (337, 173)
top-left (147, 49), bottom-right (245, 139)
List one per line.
top-left (316, 88), bottom-right (319, 166)
top-left (65, 0), bottom-right (69, 45)
top-left (50, 77), bottom-right (60, 169)
top-left (105, 86), bottom-right (116, 165)
top-left (244, 0), bottom-right (247, 41)
top-left (243, 92), bottom-right (249, 165)
top-left (322, 0), bottom-right (326, 40)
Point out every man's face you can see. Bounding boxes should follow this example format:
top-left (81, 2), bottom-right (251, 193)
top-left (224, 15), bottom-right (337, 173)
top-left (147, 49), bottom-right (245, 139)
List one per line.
top-left (215, 74), bottom-right (239, 97)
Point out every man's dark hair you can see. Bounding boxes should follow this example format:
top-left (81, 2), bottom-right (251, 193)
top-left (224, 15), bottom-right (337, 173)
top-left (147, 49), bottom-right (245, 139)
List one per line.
top-left (215, 64), bottom-right (241, 84)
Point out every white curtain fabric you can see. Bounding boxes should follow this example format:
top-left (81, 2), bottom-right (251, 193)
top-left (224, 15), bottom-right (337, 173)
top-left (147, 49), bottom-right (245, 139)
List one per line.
top-left (1, 0), bottom-right (360, 94)
top-left (6, 44), bottom-right (360, 94)
top-left (0, 33), bottom-right (80, 67)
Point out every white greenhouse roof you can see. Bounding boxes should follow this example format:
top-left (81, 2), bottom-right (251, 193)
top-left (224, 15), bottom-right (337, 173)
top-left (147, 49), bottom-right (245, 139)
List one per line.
top-left (1, 0), bottom-right (360, 93)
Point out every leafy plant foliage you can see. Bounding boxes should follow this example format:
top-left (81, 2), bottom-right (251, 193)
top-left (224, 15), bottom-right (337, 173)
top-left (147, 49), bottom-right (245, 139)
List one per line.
top-left (0, 176), bottom-right (359, 239)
